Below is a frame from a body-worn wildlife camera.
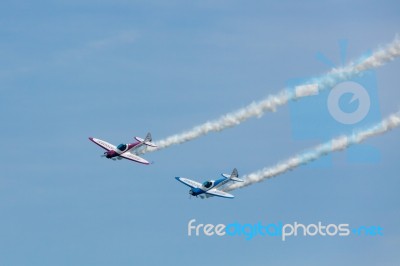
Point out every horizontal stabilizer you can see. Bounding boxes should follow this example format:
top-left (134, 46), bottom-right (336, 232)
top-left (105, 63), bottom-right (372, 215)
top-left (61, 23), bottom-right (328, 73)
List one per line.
top-left (230, 176), bottom-right (244, 182)
top-left (135, 132), bottom-right (157, 147)
top-left (221, 168), bottom-right (243, 182)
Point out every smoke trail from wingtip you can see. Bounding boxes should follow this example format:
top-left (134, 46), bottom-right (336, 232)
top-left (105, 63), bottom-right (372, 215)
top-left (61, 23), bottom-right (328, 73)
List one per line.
top-left (225, 111), bottom-right (400, 191)
top-left (146, 36), bottom-right (400, 153)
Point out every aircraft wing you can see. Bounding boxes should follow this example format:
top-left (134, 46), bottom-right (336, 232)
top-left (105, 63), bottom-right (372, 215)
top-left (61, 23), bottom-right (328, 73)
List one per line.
top-left (205, 188), bottom-right (234, 199)
top-left (175, 177), bottom-right (202, 189)
top-left (89, 137), bottom-right (116, 151)
top-left (119, 152), bottom-right (150, 165)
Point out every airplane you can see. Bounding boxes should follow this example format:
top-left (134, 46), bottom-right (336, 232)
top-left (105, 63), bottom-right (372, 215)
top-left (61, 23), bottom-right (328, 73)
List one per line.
top-left (175, 168), bottom-right (244, 199)
top-left (88, 132), bottom-right (157, 165)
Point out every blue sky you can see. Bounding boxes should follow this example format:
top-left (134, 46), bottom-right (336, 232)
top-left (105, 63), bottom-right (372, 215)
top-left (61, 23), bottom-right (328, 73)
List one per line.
top-left (1, 1), bottom-right (400, 265)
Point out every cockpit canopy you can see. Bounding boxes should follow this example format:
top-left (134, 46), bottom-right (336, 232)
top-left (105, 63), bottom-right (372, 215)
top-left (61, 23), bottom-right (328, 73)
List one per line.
top-left (117, 144), bottom-right (127, 151)
top-left (202, 181), bottom-right (213, 188)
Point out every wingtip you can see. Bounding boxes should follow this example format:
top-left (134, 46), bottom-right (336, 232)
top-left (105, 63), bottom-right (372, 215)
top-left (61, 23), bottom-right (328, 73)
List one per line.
top-left (142, 160), bottom-right (150, 165)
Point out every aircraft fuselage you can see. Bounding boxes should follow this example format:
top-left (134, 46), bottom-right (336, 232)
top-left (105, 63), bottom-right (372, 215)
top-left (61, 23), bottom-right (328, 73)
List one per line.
top-left (104, 141), bottom-right (141, 159)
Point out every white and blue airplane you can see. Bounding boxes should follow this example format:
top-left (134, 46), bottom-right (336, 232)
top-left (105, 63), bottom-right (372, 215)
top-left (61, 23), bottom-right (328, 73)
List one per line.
top-left (175, 168), bottom-right (244, 199)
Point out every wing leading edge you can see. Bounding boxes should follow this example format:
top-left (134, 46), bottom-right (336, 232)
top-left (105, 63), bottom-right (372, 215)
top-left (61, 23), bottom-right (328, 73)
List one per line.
top-left (175, 177), bottom-right (202, 189)
top-left (89, 137), bottom-right (116, 151)
top-left (205, 189), bottom-right (234, 199)
top-left (120, 152), bottom-right (150, 165)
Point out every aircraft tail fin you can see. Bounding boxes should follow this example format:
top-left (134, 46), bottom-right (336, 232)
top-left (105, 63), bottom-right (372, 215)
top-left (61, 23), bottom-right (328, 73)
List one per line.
top-left (221, 168), bottom-right (244, 182)
top-left (135, 132), bottom-right (157, 147)
top-left (144, 132), bottom-right (152, 142)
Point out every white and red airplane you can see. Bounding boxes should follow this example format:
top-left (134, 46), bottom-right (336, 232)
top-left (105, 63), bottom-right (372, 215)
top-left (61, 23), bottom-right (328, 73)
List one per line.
top-left (88, 132), bottom-right (157, 165)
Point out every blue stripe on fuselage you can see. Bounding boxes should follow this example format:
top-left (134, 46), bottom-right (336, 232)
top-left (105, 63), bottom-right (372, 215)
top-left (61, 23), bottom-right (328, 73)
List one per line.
top-left (212, 177), bottom-right (230, 188)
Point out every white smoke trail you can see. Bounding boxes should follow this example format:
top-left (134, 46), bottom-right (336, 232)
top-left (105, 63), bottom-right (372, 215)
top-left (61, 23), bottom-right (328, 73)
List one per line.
top-left (144, 36), bottom-right (400, 153)
top-left (225, 111), bottom-right (400, 191)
